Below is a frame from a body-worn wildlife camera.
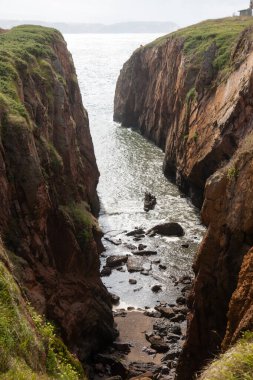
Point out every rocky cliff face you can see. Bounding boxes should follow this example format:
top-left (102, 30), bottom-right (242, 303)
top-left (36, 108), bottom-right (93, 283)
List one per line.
top-left (0, 25), bottom-right (115, 361)
top-left (114, 18), bottom-right (253, 379)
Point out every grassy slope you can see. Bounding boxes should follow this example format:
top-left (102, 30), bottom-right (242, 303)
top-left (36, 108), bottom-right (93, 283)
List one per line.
top-left (0, 26), bottom-right (88, 379)
top-left (200, 333), bottom-right (253, 380)
top-left (0, 25), bottom-right (64, 120)
top-left (146, 17), bottom-right (253, 73)
top-left (0, 243), bottom-right (87, 380)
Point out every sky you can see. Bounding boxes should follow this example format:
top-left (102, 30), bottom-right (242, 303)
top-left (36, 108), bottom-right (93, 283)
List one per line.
top-left (0, 0), bottom-right (250, 27)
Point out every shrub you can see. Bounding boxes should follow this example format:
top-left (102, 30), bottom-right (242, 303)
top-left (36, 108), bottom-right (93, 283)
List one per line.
top-left (227, 166), bottom-right (238, 180)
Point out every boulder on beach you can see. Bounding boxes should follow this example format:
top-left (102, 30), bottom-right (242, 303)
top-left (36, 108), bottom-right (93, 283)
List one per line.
top-left (133, 250), bottom-right (157, 256)
top-left (147, 222), bottom-right (184, 237)
top-left (106, 255), bottom-right (129, 268)
top-left (151, 284), bottom-right (162, 293)
top-left (127, 257), bottom-right (144, 272)
top-left (109, 292), bottom-right (120, 305)
top-left (101, 266), bottom-right (112, 277)
top-left (126, 228), bottom-right (145, 237)
top-left (155, 306), bottom-right (175, 319)
top-left (144, 192), bottom-right (157, 212)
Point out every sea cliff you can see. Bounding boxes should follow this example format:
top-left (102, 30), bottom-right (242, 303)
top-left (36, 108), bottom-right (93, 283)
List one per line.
top-left (0, 25), bottom-right (115, 377)
top-left (114, 17), bottom-right (253, 378)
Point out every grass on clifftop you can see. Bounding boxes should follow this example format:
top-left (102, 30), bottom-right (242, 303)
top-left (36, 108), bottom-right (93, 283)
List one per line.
top-left (0, 25), bottom-right (62, 122)
top-left (146, 17), bottom-right (253, 73)
top-left (0, 243), bottom-right (87, 380)
top-left (200, 332), bottom-right (253, 380)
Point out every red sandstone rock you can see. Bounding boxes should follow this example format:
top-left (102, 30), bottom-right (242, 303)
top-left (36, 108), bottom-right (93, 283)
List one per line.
top-left (114, 23), bottom-right (253, 379)
top-left (0, 28), bottom-right (116, 359)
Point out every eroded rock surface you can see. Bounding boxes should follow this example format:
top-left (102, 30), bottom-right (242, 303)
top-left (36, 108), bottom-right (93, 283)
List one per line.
top-left (0, 25), bottom-right (115, 360)
top-left (114, 18), bottom-right (253, 379)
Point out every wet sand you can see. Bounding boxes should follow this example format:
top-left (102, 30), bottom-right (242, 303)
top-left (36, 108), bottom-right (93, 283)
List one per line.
top-left (115, 311), bottom-right (163, 365)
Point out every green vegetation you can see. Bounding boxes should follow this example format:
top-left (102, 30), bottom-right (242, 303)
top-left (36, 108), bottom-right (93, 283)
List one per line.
top-left (186, 87), bottom-right (197, 104)
top-left (146, 17), bottom-right (253, 75)
top-left (192, 131), bottom-right (199, 143)
top-left (200, 332), bottom-right (253, 380)
top-left (60, 203), bottom-right (92, 250)
top-left (0, 25), bottom-right (62, 122)
top-left (31, 313), bottom-right (85, 380)
top-left (39, 137), bottom-right (64, 175)
top-left (0, 243), bottom-right (86, 379)
top-left (227, 165), bottom-right (238, 180)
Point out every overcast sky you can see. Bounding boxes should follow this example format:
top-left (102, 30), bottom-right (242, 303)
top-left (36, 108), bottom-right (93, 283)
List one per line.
top-left (0, 0), bottom-right (250, 27)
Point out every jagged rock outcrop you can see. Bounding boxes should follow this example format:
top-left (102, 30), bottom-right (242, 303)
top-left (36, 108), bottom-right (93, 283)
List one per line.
top-left (114, 18), bottom-right (253, 379)
top-left (114, 18), bottom-right (253, 207)
top-left (0, 25), bottom-right (116, 361)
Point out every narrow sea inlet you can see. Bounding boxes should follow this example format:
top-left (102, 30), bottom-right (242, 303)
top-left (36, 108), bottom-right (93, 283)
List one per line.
top-left (66, 34), bottom-right (205, 309)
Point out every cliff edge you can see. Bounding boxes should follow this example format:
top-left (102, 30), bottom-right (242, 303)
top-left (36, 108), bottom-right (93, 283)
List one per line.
top-left (0, 24), bottom-right (115, 372)
top-left (114, 17), bottom-right (253, 379)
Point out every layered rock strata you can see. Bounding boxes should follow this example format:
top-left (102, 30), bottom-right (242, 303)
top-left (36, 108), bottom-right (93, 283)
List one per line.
top-left (114, 18), bottom-right (253, 378)
top-left (0, 25), bottom-right (115, 361)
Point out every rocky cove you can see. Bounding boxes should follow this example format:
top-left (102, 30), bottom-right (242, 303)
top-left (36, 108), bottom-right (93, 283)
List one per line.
top-left (1, 16), bottom-right (253, 380)
top-left (64, 33), bottom-right (206, 379)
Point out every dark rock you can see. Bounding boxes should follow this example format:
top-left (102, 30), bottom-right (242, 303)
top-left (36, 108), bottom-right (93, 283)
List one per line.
top-left (145, 331), bottom-right (154, 340)
top-left (169, 324), bottom-right (182, 335)
top-left (109, 293), bottom-right (120, 305)
top-left (152, 259), bottom-right (161, 264)
top-left (181, 243), bottom-right (189, 248)
top-left (104, 237), bottom-right (122, 246)
top-left (153, 319), bottom-right (171, 334)
top-left (155, 306), bottom-right (175, 319)
top-left (95, 363), bottom-right (105, 373)
top-left (151, 285), bottom-right (162, 293)
top-left (128, 362), bottom-right (160, 377)
top-left (125, 243), bottom-right (137, 250)
top-left (106, 255), bottom-right (128, 268)
top-left (170, 313), bottom-right (186, 323)
top-left (141, 270), bottom-right (150, 276)
top-left (126, 228), bottom-right (145, 237)
top-left (161, 366), bottom-right (170, 375)
top-left (116, 267), bottom-right (126, 272)
top-left (113, 309), bottom-right (127, 317)
top-left (181, 285), bottom-right (192, 294)
top-left (134, 250), bottom-right (157, 256)
top-left (179, 275), bottom-right (192, 285)
top-left (95, 354), bottom-right (128, 378)
top-left (176, 296), bottom-right (186, 305)
top-left (159, 264), bottom-right (167, 270)
top-left (148, 335), bottom-right (169, 353)
top-left (147, 223), bottom-right (184, 237)
top-left (138, 244), bottom-right (147, 250)
top-left (162, 349), bottom-right (181, 361)
top-left (144, 192), bottom-right (157, 212)
top-left (144, 310), bottom-right (162, 318)
top-left (101, 267), bottom-right (112, 277)
top-left (127, 257), bottom-right (144, 272)
top-left (129, 366), bottom-right (156, 379)
top-left (129, 279), bottom-right (137, 285)
top-left (127, 306), bottom-right (135, 311)
top-left (145, 348), bottom-right (157, 356)
top-left (134, 287), bottom-right (143, 292)
top-left (113, 342), bottom-right (131, 353)
top-left (173, 306), bottom-right (188, 315)
top-left (166, 333), bottom-right (181, 342)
